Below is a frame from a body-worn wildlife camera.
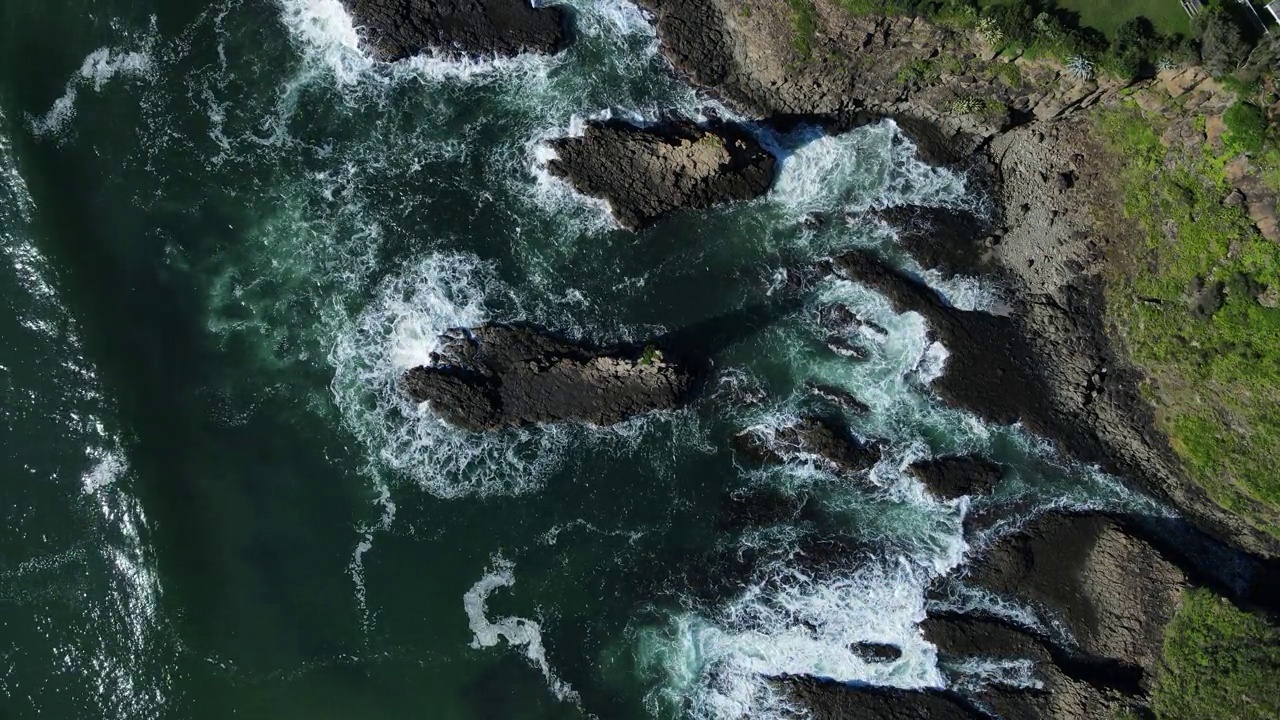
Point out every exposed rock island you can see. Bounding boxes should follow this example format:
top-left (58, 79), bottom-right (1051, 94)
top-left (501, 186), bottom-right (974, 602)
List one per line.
top-left (402, 324), bottom-right (695, 430)
top-left (546, 119), bottom-right (776, 230)
top-left (341, 0), bottom-right (569, 62)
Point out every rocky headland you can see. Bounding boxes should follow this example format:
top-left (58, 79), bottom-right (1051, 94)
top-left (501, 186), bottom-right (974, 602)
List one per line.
top-left (401, 324), bottom-right (695, 430)
top-left (341, 0), bottom-right (569, 62)
top-left (546, 118), bottom-right (776, 230)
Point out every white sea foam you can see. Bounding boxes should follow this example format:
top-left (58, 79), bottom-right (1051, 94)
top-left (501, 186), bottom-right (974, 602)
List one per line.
top-left (464, 556), bottom-right (581, 704)
top-left (29, 42), bottom-right (156, 137)
top-left (329, 252), bottom-right (572, 498)
top-left (639, 558), bottom-right (948, 720)
top-left (770, 121), bottom-right (968, 220)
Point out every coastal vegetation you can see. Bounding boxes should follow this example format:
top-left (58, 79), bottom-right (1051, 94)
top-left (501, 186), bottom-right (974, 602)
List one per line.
top-left (1098, 103), bottom-right (1280, 539)
top-left (1153, 589), bottom-right (1280, 719)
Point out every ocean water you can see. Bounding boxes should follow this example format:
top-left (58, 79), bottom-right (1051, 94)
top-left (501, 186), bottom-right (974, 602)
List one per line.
top-left (0, 1), bottom-right (1164, 718)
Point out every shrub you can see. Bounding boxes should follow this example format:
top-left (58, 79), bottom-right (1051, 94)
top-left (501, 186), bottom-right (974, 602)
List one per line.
top-left (1224, 100), bottom-right (1268, 154)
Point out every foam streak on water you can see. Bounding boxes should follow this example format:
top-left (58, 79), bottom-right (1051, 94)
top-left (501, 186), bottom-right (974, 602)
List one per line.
top-left (28, 26), bottom-right (157, 137)
top-left (464, 556), bottom-right (582, 705)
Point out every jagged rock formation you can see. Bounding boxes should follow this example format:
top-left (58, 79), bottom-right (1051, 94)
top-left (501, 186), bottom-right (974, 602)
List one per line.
top-left (401, 325), bottom-right (695, 430)
top-left (341, 0), bottom-right (568, 62)
top-left (546, 119), bottom-right (776, 230)
top-left (907, 455), bottom-right (1004, 500)
top-left (732, 415), bottom-right (882, 475)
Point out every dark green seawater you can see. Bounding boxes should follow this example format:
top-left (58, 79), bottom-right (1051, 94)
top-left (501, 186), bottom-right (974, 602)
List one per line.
top-left (0, 2), bottom-right (1165, 718)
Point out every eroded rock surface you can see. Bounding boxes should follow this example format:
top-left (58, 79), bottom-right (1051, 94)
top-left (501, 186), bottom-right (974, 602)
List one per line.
top-left (546, 119), bottom-right (776, 230)
top-left (402, 325), bottom-right (695, 430)
top-left (342, 0), bottom-right (568, 62)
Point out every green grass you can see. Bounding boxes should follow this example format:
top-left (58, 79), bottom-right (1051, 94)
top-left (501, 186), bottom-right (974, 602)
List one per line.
top-left (1054, 0), bottom-right (1191, 37)
top-left (1153, 589), bottom-right (1280, 719)
top-left (1097, 104), bottom-right (1280, 538)
top-left (788, 0), bottom-right (820, 60)
top-left (972, 0), bottom-right (1190, 38)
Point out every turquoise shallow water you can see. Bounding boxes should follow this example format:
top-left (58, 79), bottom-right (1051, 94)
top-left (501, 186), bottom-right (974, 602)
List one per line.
top-left (0, 1), bottom-right (1163, 718)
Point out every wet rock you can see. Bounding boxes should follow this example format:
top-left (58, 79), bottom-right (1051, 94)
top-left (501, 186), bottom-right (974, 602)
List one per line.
top-left (850, 642), bottom-right (903, 663)
top-left (774, 676), bottom-right (982, 720)
top-left (907, 455), bottom-right (1004, 499)
top-left (806, 382), bottom-right (872, 415)
top-left (401, 324), bottom-right (696, 430)
top-left (815, 303), bottom-right (888, 336)
top-left (716, 487), bottom-right (815, 533)
top-left (341, 0), bottom-right (569, 62)
top-left (733, 416), bottom-right (882, 475)
top-left (825, 335), bottom-right (868, 359)
top-left (876, 205), bottom-right (993, 280)
top-left (547, 119), bottom-right (776, 230)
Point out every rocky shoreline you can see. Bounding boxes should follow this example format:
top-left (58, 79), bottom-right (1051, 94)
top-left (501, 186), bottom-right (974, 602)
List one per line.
top-left (370, 1), bottom-right (1280, 717)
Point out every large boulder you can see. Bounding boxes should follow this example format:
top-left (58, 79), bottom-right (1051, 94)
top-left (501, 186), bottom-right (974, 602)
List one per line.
top-left (546, 119), bottom-right (776, 230)
top-left (341, 0), bottom-right (569, 62)
top-left (401, 325), bottom-right (696, 430)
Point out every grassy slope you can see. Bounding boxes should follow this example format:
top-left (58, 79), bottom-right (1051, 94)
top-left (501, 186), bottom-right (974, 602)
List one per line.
top-left (1154, 589), bottom-right (1280, 719)
top-left (1097, 103), bottom-right (1280, 539)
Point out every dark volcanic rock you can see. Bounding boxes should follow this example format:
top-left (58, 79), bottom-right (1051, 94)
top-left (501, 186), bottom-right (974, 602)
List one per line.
top-left (341, 0), bottom-right (568, 62)
top-left (547, 119), bottom-right (776, 230)
top-left (401, 324), bottom-right (696, 430)
top-left (959, 513), bottom-right (1187, 675)
top-left (733, 416), bottom-right (882, 475)
top-left (876, 205), bottom-right (993, 280)
top-left (776, 676), bottom-right (981, 720)
top-left (907, 455), bottom-right (1004, 499)
top-left (923, 614), bottom-right (1145, 719)
top-left (850, 642), bottom-right (903, 663)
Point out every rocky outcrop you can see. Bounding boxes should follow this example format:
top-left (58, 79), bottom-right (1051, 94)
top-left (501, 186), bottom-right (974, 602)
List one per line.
top-left (341, 0), bottom-right (568, 62)
top-left (851, 642), bottom-right (903, 663)
top-left (546, 119), bottom-right (775, 230)
top-left (957, 513), bottom-right (1187, 675)
top-left (733, 416), bottom-right (882, 475)
top-left (923, 614), bottom-right (1139, 720)
top-left (907, 455), bottom-right (1004, 500)
top-left (875, 205), bottom-right (994, 281)
top-left (401, 325), bottom-right (695, 430)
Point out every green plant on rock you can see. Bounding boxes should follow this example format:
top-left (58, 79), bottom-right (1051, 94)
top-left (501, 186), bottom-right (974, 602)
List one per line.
top-left (639, 345), bottom-right (663, 366)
